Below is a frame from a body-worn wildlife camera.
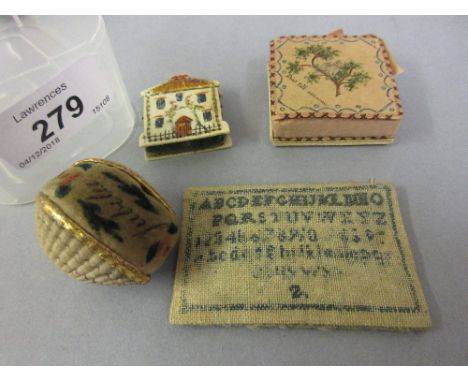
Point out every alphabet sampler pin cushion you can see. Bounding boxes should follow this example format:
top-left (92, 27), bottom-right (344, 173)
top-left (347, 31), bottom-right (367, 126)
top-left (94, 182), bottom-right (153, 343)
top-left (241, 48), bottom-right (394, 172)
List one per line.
top-left (139, 74), bottom-right (232, 159)
top-left (35, 159), bottom-right (179, 285)
top-left (170, 183), bottom-right (431, 330)
top-left (268, 30), bottom-right (404, 145)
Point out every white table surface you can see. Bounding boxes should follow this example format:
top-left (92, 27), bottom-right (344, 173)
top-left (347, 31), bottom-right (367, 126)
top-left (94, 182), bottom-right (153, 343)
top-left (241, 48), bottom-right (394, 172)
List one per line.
top-left (1, 16), bottom-right (467, 365)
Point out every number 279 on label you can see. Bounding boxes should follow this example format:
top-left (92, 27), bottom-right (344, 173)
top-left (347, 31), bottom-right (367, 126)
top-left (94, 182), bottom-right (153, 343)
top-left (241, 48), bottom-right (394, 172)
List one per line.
top-left (32, 95), bottom-right (84, 143)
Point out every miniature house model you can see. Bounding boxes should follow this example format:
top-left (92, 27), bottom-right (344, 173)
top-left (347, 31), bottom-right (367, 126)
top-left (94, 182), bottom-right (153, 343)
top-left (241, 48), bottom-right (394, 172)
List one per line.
top-left (139, 74), bottom-right (232, 159)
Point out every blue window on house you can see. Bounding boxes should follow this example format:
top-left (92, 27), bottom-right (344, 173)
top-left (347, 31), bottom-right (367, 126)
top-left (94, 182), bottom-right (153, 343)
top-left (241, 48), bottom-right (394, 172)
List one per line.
top-left (175, 93), bottom-right (183, 101)
top-left (156, 98), bottom-right (165, 109)
top-left (197, 93), bottom-right (206, 103)
top-left (155, 117), bottom-right (164, 128)
top-left (203, 111), bottom-right (212, 122)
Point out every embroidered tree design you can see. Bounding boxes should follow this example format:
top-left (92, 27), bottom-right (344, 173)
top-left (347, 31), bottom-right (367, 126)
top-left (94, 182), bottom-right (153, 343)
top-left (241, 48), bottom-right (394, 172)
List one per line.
top-left (287, 44), bottom-right (371, 97)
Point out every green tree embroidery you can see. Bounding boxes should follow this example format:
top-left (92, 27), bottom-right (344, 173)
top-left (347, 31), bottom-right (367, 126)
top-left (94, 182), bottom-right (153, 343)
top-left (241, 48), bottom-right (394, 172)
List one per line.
top-left (287, 44), bottom-right (371, 97)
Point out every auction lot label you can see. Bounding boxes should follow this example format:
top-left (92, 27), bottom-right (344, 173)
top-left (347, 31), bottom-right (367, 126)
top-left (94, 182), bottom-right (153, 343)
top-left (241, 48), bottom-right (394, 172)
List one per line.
top-left (0, 56), bottom-right (113, 170)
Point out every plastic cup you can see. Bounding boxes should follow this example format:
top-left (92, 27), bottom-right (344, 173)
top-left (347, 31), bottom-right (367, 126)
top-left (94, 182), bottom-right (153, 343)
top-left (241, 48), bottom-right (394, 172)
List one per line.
top-left (0, 15), bottom-right (135, 205)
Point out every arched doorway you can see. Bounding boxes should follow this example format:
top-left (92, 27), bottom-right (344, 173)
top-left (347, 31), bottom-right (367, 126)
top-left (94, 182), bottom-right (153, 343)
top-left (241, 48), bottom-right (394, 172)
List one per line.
top-left (175, 115), bottom-right (193, 137)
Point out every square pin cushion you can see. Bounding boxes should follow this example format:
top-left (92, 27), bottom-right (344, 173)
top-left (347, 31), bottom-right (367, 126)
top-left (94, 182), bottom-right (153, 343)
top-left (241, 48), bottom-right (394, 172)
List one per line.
top-left (268, 29), bottom-right (404, 146)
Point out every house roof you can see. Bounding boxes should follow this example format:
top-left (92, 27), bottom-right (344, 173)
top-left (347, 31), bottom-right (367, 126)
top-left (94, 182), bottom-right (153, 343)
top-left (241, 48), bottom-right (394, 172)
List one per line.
top-left (142, 74), bottom-right (218, 95)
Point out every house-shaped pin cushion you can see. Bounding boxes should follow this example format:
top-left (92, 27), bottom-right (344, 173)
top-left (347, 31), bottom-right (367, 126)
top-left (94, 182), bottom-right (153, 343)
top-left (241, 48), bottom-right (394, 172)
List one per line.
top-left (139, 74), bottom-right (232, 159)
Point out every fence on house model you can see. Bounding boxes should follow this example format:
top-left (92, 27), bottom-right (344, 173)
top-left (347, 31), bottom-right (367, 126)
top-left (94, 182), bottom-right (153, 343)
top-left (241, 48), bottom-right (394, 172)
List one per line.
top-left (143, 123), bottom-right (222, 143)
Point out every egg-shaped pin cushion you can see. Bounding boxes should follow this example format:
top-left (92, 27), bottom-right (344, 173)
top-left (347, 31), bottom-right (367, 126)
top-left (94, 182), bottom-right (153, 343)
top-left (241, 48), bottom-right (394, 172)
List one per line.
top-left (35, 159), bottom-right (179, 285)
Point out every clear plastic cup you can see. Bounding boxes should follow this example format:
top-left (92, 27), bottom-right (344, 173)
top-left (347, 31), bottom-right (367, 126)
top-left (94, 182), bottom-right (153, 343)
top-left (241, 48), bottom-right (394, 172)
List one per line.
top-left (0, 15), bottom-right (135, 205)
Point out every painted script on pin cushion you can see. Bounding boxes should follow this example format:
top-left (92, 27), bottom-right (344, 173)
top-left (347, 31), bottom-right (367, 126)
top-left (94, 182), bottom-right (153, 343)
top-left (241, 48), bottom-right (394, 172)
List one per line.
top-left (170, 183), bottom-right (431, 330)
